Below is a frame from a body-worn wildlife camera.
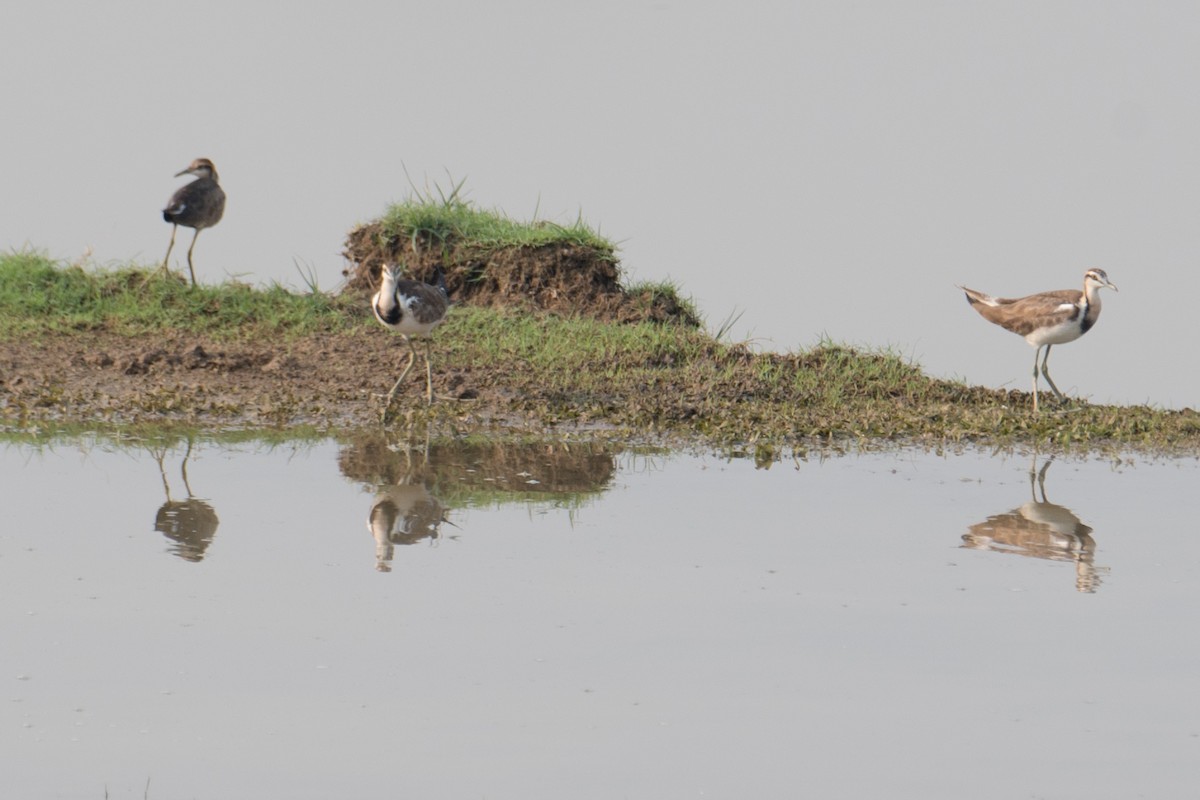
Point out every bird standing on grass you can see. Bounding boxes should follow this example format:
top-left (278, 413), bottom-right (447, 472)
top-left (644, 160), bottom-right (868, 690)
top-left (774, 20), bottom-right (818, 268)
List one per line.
top-left (958, 268), bottom-right (1118, 412)
top-left (372, 263), bottom-right (450, 419)
top-left (160, 158), bottom-right (225, 286)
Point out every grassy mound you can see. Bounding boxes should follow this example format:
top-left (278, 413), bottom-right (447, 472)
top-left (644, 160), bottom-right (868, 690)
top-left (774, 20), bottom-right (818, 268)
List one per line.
top-left (341, 187), bottom-right (701, 327)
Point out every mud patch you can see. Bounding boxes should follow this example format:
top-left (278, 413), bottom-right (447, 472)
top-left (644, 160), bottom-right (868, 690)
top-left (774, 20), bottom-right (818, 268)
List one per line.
top-left (0, 329), bottom-right (577, 430)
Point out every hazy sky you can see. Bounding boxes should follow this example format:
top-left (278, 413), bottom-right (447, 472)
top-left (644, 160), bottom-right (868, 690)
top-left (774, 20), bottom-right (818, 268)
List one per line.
top-left (2, 1), bottom-right (1197, 407)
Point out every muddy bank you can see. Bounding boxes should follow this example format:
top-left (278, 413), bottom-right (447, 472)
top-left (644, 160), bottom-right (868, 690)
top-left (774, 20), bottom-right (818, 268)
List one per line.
top-left (342, 220), bottom-right (701, 327)
top-left (0, 330), bottom-right (493, 430)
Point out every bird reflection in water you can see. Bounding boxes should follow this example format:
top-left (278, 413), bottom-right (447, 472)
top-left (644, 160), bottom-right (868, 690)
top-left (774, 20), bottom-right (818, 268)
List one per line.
top-left (151, 439), bottom-right (219, 562)
top-left (366, 445), bottom-right (456, 572)
top-left (962, 457), bottom-right (1106, 593)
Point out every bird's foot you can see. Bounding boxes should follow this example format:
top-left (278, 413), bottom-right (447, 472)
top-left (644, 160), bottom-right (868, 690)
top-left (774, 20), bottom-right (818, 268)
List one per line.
top-left (1049, 397), bottom-right (1088, 415)
top-left (378, 392), bottom-right (400, 424)
top-left (139, 267), bottom-right (187, 289)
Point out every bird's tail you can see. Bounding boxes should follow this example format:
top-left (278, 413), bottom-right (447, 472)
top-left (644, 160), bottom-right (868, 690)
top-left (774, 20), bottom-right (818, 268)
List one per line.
top-left (957, 285), bottom-right (997, 308)
top-left (434, 266), bottom-right (450, 300)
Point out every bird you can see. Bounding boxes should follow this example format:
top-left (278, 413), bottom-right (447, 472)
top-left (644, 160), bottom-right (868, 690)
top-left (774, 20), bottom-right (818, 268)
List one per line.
top-left (160, 157), bottom-right (226, 286)
top-left (958, 268), bottom-right (1118, 412)
top-left (371, 262), bottom-right (450, 418)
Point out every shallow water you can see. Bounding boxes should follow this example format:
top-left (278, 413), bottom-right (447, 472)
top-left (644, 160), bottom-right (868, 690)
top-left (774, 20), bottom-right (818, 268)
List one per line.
top-left (3, 434), bottom-right (1199, 799)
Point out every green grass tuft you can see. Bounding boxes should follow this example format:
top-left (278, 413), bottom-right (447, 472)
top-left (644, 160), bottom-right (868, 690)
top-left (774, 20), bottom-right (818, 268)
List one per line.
top-left (378, 184), bottom-right (616, 257)
top-left (625, 279), bottom-right (703, 325)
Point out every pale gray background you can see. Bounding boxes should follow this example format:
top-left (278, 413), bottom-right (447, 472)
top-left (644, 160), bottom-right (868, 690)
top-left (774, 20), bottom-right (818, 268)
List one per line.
top-left (2, 1), bottom-right (1196, 408)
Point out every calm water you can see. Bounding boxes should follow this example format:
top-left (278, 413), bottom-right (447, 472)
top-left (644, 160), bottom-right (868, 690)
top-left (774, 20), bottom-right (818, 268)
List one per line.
top-left (3, 433), bottom-right (1199, 799)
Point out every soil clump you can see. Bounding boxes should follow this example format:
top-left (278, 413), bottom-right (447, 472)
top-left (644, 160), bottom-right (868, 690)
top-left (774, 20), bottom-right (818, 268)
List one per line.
top-left (341, 221), bottom-right (700, 327)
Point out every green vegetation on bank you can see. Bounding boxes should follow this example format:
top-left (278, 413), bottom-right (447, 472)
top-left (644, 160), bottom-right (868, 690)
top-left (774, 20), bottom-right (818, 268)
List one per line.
top-left (377, 181), bottom-right (617, 257)
top-left (1, 251), bottom-right (1198, 450)
top-left (0, 251), bottom-right (355, 338)
top-left (439, 306), bottom-right (1200, 449)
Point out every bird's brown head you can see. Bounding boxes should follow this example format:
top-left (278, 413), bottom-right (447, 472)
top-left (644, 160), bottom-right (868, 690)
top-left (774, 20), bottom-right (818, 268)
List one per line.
top-left (175, 158), bottom-right (218, 181)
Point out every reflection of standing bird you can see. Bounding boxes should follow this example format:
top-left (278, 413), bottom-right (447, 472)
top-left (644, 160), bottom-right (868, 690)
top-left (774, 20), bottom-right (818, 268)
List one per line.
top-left (160, 158), bottom-right (226, 286)
top-left (963, 458), bottom-right (1103, 592)
top-left (152, 441), bottom-right (219, 562)
top-left (371, 263), bottom-right (450, 417)
top-left (958, 269), bottom-right (1118, 412)
top-left (367, 483), bottom-right (452, 572)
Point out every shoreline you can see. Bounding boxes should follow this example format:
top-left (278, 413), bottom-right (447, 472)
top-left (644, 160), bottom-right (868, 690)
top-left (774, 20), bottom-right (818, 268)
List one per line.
top-left (3, 326), bottom-right (1198, 456)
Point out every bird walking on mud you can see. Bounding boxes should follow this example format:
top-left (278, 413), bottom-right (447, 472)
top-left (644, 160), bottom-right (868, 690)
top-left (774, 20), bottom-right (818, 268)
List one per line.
top-left (372, 263), bottom-right (450, 419)
top-left (159, 158), bottom-right (226, 286)
top-left (958, 268), bottom-right (1118, 412)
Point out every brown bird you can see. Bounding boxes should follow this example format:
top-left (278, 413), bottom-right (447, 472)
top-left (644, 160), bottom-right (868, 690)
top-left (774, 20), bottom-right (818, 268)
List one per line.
top-left (160, 158), bottom-right (226, 285)
top-left (958, 268), bottom-right (1118, 411)
top-left (371, 263), bottom-right (450, 419)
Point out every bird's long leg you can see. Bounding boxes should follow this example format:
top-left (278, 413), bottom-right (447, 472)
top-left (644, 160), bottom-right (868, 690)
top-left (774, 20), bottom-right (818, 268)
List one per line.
top-left (1035, 457), bottom-right (1053, 503)
top-left (161, 223), bottom-right (179, 276)
top-left (185, 229), bottom-right (202, 286)
top-left (154, 450), bottom-right (172, 499)
top-left (1031, 346), bottom-right (1042, 413)
top-left (423, 338), bottom-right (434, 405)
top-left (180, 437), bottom-right (195, 497)
top-left (381, 336), bottom-right (418, 422)
top-left (1040, 344), bottom-right (1065, 402)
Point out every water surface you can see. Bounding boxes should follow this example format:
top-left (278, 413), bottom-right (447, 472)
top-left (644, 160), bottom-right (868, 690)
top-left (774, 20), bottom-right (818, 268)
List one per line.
top-left (3, 434), bottom-right (1199, 798)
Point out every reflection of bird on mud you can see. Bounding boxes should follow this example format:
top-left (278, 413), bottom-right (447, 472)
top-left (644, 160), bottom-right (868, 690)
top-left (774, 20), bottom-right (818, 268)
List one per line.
top-left (963, 457), bottom-right (1105, 593)
top-left (151, 439), bottom-right (219, 562)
